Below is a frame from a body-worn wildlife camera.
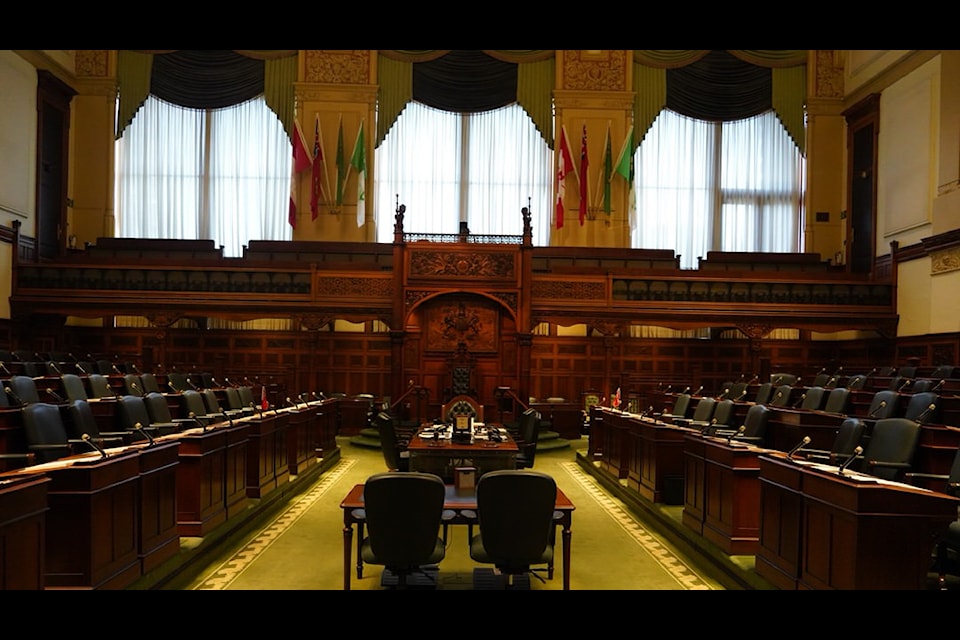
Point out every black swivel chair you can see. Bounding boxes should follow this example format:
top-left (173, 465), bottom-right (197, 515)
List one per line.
top-left (468, 469), bottom-right (557, 589)
top-left (903, 391), bottom-right (939, 424)
top-left (795, 417), bottom-right (866, 465)
top-left (865, 389), bottom-right (899, 420)
top-left (515, 407), bottom-right (541, 469)
top-left (753, 382), bottom-right (774, 405)
top-left (905, 447), bottom-right (960, 590)
top-left (374, 411), bottom-right (409, 472)
top-left (713, 403), bottom-right (770, 445)
top-left (65, 399), bottom-right (130, 448)
top-left (87, 373), bottom-right (118, 399)
top-left (116, 394), bottom-right (165, 441)
top-left (821, 387), bottom-right (851, 415)
top-left (143, 392), bottom-right (195, 433)
top-left (180, 389), bottom-right (220, 427)
top-left (139, 372), bottom-right (163, 394)
top-left (851, 417), bottom-right (921, 481)
top-left (674, 396), bottom-right (716, 429)
top-left (7, 375), bottom-right (41, 405)
top-left (60, 373), bottom-right (90, 403)
top-left (21, 402), bottom-right (88, 463)
top-left (660, 393), bottom-right (692, 422)
top-left (359, 471), bottom-right (447, 589)
top-left (123, 374), bottom-right (146, 396)
top-left (798, 386), bottom-right (827, 411)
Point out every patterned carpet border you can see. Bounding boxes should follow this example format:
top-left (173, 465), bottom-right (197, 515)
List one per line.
top-left (192, 457), bottom-right (715, 590)
top-left (557, 461), bottom-right (716, 590)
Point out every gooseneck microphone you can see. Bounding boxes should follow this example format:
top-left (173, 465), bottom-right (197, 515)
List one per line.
top-left (4, 386), bottom-right (25, 406)
top-left (46, 387), bottom-right (65, 402)
top-left (793, 393), bottom-right (806, 409)
top-left (221, 411), bottom-right (233, 427)
top-left (734, 388), bottom-right (748, 402)
top-left (133, 422), bottom-right (155, 446)
top-left (168, 381), bottom-right (179, 393)
top-left (75, 362), bottom-right (89, 375)
top-left (81, 433), bottom-right (108, 458)
top-left (131, 382), bottom-right (144, 397)
top-left (837, 446), bottom-right (863, 475)
top-left (188, 411), bottom-right (205, 432)
top-left (285, 397), bottom-right (296, 408)
top-left (49, 361), bottom-right (64, 375)
top-left (897, 378), bottom-right (912, 393)
top-left (914, 403), bottom-right (937, 424)
top-left (868, 400), bottom-right (886, 418)
top-left (0, 361), bottom-right (10, 375)
top-left (700, 417), bottom-right (717, 434)
top-left (787, 435), bottom-right (812, 459)
top-left (931, 379), bottom-right (945, 392)
top-left (693, 385), bottom-right (703, 397)
top-left (727, 425), bottom-right (746, 444)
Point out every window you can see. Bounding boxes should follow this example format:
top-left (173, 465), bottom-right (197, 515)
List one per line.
top-left (114, 94), bottom-right (292, 257)
top-left (373, 101), bottom-right (552, 245)
top-left (632, 109), bottom-right (804, 268)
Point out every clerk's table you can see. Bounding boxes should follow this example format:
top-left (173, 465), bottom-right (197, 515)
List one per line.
top-left (340, 482), bottom-right (575, 590)
top-left (405, 423), bottom-right (519, 480)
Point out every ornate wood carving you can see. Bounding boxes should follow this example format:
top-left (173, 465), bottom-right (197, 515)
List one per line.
top-left (408, 250), bottom-right (515, 279)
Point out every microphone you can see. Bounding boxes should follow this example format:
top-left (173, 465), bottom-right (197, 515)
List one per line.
top-left (111, 363), bottom-right (122, 374)
top-left (130, 363), bottom-right (142, 374)
top-left (168, 381), bottom-right (179, 393)
top-left (4, 386), bottom-right (25, 406)
top-left (826, 376), bottom-right (837, 388)
top-left (81, 433), bottom-right (108, 458)
top-left (736, 373), bottom-right (745, 382)
top-left (75, 362), bottom-right (89, 375)
top-left (793, 393), bottom-right (806, 408)
top-left (680, 386), bottom-right (690, 395)
top-left (773, 375), bottom-right (783, 385)
top-left (726, 425), bottom-right (746, 444)
top-left (255, 402), bottom-right (263, 419)
top-left (49, 361), bottom-right (63, 375)
top-left (285, 396), bottom-right (297, 408)
top-left (773, 391), bottom-right (784, 404)
top-left (221, 411), bottom-right (233, 427)
top-left (931, 379), bottom-right (945, 392)
top-left (734, 388), bottom-right (748, 402)
top-left (133, 422), bottom-right (155, 446)
top-left (914, 403), bottom-right (937, 424)
top-left (837, 445), bottom-right (863, 475)
top-left (717, 387), bottom-right (730, 400)
top-left (298, 393), bottom-right (309, 407)
top-left (897, 379), bottom-right (912, 393)
top-left (865, 367), bottom-right (877, 377)
top-left (787, 435), bottom-right (811, 459)
top-left (45, 387), bottom-right (65, 402)
top-left (131, 382), bottom-right (144, 396)
top-left (700, 417), bottom-right (717, 434)
top-left (0, 361), bottom-right (10, 376)
top-left (210, 377), bottom-right (221, 388)
top-left (868, 400), bottom-right (887, 418)
top-left (186, 377), bottom-right (199, 390)
top-left (746, 374), bottom-right (759, 385)
top-left (313, 391), bottom-right (326, 401)
top-left (693, 385), bottom-right (703, 397)
top-left (188, 411), bottom-right (206, 432)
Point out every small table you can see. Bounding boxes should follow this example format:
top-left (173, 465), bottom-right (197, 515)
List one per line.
top-left (406, 425), bottom-right (519, 481)
top-left (340, 483), bottom-right (575, 590)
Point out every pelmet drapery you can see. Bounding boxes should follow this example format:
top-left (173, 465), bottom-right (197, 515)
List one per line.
top-left (115, 50), bottom-right (298, 142)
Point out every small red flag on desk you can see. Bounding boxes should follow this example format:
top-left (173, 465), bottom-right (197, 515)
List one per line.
top-left (261, 385), bottom-right (269, 411)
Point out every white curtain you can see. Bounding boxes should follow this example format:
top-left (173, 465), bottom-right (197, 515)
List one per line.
top-left (632, 109), bottom-right (804, 268)
top-left (114, 95), bottom-right (292, 257)
top-left (374, 101), bottom-right (552, 245)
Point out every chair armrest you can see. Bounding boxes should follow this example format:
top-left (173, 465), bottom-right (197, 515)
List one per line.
top-left (867, 460), bottom-right (911, 471)
top-left (903, 471), bottom-right (948, 482)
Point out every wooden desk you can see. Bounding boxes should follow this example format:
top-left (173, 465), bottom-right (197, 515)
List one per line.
top-left (406, 427), bottom-right (518, 481)
top-left (756, 452), bottom-right (960, 590)
top-left (0, 471), bottom-right (49, 589)
top-left (340, 483), bottom-right (575, 590)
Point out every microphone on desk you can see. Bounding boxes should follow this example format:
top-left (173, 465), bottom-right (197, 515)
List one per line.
top-left (717, 387), bottom-right (730, 400)
top-left (186, 377), bottom-right (199, 391)
top-left (663, 385), bottom-right (672, 394)
top-left (168, 381), bottom-right (180, 393)
top-left (865, 367), bottom-right (877, 377)
top-left (188, 411), bottom-right (206, 432)
top-left (4, 386), bottom-right (25, 406)
top-left (700, 418), bottom-right (717, 434)
top-left (45, 387), bottom-right (65, 403)
top-left (133, 422), bottom-right (155, 446)
top-left (734, 388), bottom-right (748, 402)
top-left (81, 433), bottom-right (108, 458)
top-left (285, 396), bottom-right (297, 408)
top-left (298, 393), bottom-right (310, 407)
top-left (914, 403), bottom-right (937, 425)
top-left (787, 436), bottom-right (812, 459)
top-left (130, 363), bottom-right (142, 374)
top-left (773, 375), bottom-right (783, 385)
top-left (793, 393), bottom-right (806, 408)
top-left (837, 445), bottom-right (863, 475)
top-left (75, 362), bottom-right (89, 375)
top-left (254, 402), bottom-right (263, 419)
top-left (868, 400), bottom-right (887, 418)
top-left (897, 379), bottom-right (912, 393)
top-left (0, 361), bottom-right (10, 376)
top-left (814, 367), bottom-right (827, 378)
top-left (826, 376), bottom-right (837, 388)
top-left (746, 374), bottom-right (759, 385)
top-left (111, 363), bottom-right (122, 374)
top-left (727, 425), bottom-right (746, 444)
top-left (931, 379), bottom-right (946, 392)
top-left (221, 411), bottom-right (233, 427)
top-left (49, 361), bottom-right (63, 375)
top-left (313, 391), bottom-right (325, 401)
top-left (692, 385), bottom-right (703, 397)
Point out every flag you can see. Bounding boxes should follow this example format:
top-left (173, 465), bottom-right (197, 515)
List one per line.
top-left (614, 125), bottom-right (636, 221)
top-left (579, 124), bottom-right (589, 226)
top-left (613, 387), bottom-right (621, 409)
top-left (310, 114), bottom-right (328, 221)
top-left (335, 116), bottom-right (345, 207)
top-left (260, 384), bottom-right (269, 411)
top-left (555, 126), bottom-right (574, 229)
top-left (602, 124), bottom-right (612, 216)
top-left (289, 118), bottom-right (312, 229)
top-left (351, 120), bottom-right (366, 227)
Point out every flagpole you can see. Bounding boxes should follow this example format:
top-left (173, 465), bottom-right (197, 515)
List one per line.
top-left (316, 114), bottom-right (333, 209)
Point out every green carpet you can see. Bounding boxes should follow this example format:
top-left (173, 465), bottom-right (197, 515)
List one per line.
top-left (171, 437), bottom-right (730, 590)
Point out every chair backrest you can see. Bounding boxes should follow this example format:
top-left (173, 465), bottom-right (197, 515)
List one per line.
top-left (668, 393), bottom-right (692, 418)
top-left (22, 362), bottom-right (46, 377)
top-left (800, 386), bottom-right (826, 411)
top-left (60, 373), bottom-right (89, 402)
top-left (21, 402), bottom-right (71, 463)
top-left (518, 407), bottom-right (540, 444)
top-left (442, 394), bottom-right (484, 423)
top-left (123, 374), bottom-right (144, 396)
top-left (770, 373), bottom-right (799, 386)
top-left (237, 385), bottom-right (256, 408)
top-left (717, 381), bottom-right (735, 399)
top-left (728, 381), bottom-right (750, 402)
top-left (931, 365), bottom-right (955, 380)
top-left (224, 387), bottom-right (244, 411)
top-left (65, 399), bottom-right (104, 440)
top-left (822, 387), bottom-right (850, 414)
top-left (860, 417), bottom-right (921, 481)
top-left (475, 470), bottom-right (557, 570)
top-left (688, 397), bottom-right (716, 423)
top-left (362, 471), bottom-right (446, 567)
top-left (117, 394), bottom-right (152, 431)
top-left (374, 411), bottom-right (404, 471)
top-left (903, 391), bottom-right (939, 424)
top-left (201, 389), bottom-right (222, 414)
top-left (87, 374), bottom-right (116, 399)
top-left (911, 379), bottom-right (934, 393)
top-left (846, 374), bottom-right (868, 390)
top-left (167, 372), bottom-right (191, 392)
top-left (140, 372), bottom-right (162, 394)
top-left (888, 376), bottom-right (911, 391)
top-left (812, 372), bottom-right (831, 387)
top-left (736, 404), bottom-right (770, 443)
top-left (768, 384), bottom-right (794, 407)
top-left (181, 389), bottom-right (212, 422)
top-left (831, 417), bottom-right (866, 460)
top-left (96, 359), bottom-right (116, 375)
top-left (711, 399), bottom-right (736, 428)
top-left (9, 375), bottom-right (41, 404)
top-left (753, 382), bottom-right (774, 405)
top-left (898, 365), bottom-right (917, 379)
top-left (866, 389), bottom-right (898, 419)
top-left (144, 392), bottom-right (175, 423)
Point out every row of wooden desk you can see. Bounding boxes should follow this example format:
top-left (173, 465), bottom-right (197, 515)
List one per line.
top-left (589, 406), bottom-right (960, 589)
top-left (0, 398), bottom-right (344, 589)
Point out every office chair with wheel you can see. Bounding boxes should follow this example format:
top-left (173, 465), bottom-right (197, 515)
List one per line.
top-left (515, 407), bottom-right (541, 469)
top-left (795, 417), bottom-right (866, 465)
top-left (851, 417), bottom-right (921, 481)
top-left (904, 446), bottom-right (960, 590)
top-left (468, 469), bottom-right (557, 589)
top-left (359, 471), bottom-right (447, 589)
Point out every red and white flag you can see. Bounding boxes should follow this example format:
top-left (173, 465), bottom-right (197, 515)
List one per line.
top-left (579, 124), bottom-right (589, 226)
top-left (289, 118), bottom-right (313, 228)
top-left (310, 114), bottom-right (329, 221)
top-left (613, 386), bottom-right (621, 409)
top-left (261, 385), bottom-right (269, 411)
top-left (555, 125), bottom-right (574, 229)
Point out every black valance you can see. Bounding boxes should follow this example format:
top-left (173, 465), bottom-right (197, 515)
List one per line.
top-left (412, 50), bottom-right (518, 113)
top-left (666, 50), bottom-right (771, 122)
top-left (150, 50), bottom-right (264, 110)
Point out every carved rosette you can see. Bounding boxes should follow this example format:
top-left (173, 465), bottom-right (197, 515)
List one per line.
top-left (408, 251), bottom-right (514, 278)
top-left (561, 50), bottom-right (627, 92)
top-left (303, 50), bottom-right (370, 84)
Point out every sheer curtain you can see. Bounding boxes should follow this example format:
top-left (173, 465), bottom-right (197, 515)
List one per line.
top-left (632, 109), bottom-right (804, 268)
top-left (374, 101), bottom-right (552, 245)
top-left (114, 94), bottom-right (292, 257)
